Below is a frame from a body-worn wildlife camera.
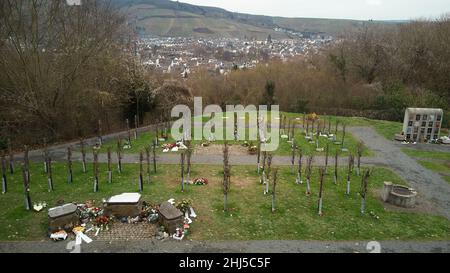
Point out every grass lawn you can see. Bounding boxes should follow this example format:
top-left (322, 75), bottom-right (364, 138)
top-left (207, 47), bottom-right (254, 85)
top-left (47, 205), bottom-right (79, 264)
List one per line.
top-left (417, 160), bottom-right (450, 176)
top-left (1, 162), bottom-right (449, 241)
top-left (402, 149), bottom-right (450, 161)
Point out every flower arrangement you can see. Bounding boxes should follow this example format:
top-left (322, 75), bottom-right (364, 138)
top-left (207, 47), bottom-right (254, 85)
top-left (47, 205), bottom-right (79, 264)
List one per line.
top-left (93, 215), bottom-right (112, 230)
top-left (193, 178), bottom-right (208, 185)
top-left (176, 199), bottom-right (193, 213)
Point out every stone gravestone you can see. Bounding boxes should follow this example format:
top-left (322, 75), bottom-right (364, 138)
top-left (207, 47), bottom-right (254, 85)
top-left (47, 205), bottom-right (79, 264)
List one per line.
top-left (104, 193), bottom-right (142, 218)
top-left (158, 201), bottom-right (183, 234)
top-left (48, 203), bottom-right (79, 233)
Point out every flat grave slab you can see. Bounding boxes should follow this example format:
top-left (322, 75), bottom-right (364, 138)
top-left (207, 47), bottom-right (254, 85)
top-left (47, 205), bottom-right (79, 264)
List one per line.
top-left (104, 193), bottom-right (142, 218)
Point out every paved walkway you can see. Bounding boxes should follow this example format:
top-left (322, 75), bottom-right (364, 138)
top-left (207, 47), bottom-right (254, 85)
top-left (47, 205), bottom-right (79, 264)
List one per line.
top-left (0, 240), bottom-right (448, 253)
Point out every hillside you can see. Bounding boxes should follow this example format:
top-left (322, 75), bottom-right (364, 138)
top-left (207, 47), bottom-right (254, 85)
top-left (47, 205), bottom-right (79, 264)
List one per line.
top-left (112, 0), bottom-right (393, 38)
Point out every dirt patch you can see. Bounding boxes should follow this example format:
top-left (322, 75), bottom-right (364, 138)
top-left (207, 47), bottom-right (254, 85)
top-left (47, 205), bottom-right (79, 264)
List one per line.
top-left (194, 144), bottom-right (249, 156)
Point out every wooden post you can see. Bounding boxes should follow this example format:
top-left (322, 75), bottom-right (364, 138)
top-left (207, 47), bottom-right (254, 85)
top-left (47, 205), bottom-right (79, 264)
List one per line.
top-left (272, 168), bottom-right (278, 213)
top-left (139, 151), bottom-right (144, 192)
top-left (22, 165), bottom-right (32, 210)
top-left (306, 155), bottom-right (313, 196)
top-left (334, 150), bottom-right (339, 185)
top-left (360, 169), bottom-right (371, 214)
top-left (8, 139), bottom-right (14, 174)
top-left (318, 167), bottom-right (325, 216)
top-left (107, 147), bottom-right (112, 183)
top-left (47, 157), bottom-right (54, 192)
top-left (180, 152), bottom-right (185, 192)
top-left (80, 139), bottom-right (87, 173)
top-left (346, 154), bottom-right (354, 196)
top-left (67, 147), bottom-right (73, 183)
top-left (1, 154), bottom-right (7, 194)
top-left (296, 149), bottom-right (303, 184)
top-left (117, 138), bottom-right (122, 174)
top-left (93, 150), bottom-right (99, 192)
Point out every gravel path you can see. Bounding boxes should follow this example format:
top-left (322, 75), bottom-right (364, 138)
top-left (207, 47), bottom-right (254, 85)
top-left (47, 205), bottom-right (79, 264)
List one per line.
top-left (0, 239), bottom-right (448, 253)
top-left (348, 127), bottom-right (450, 219)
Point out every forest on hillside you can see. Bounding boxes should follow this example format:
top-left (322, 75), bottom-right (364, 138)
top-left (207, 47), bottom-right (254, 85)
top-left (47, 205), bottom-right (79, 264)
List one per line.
top-left (0, 1), bottom-right (449, 148)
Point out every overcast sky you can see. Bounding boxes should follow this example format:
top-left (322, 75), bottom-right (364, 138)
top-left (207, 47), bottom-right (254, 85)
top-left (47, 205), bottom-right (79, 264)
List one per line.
top-left (175, 0), bottom-right (449, 20)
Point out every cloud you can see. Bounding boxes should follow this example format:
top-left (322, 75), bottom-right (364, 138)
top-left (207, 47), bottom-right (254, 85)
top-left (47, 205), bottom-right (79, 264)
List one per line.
top-left (366, 0), bottom-right (383, 6)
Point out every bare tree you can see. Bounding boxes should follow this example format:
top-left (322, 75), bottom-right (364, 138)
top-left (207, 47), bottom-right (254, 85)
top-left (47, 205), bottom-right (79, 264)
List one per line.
top-left (145, 146), bottom-right (151, 183)
top-left (186, 140), bottom-right (193, 183)
top-left (80, 139), bottom-right (87, 173)
top-left (139, 151), bottom-right (144, 192)
top-left (152, 139), bottom-right (157, 173)
top-left (93, 150), bottom-right (99, 192)
top-left (360, 169), bottom-right (372, 214)
top-left (291, 139), bottom-right (296, 173)
top-left (334, 150), bottom-right (339, 185)
top-left (47, 156), bottom-right (53, 192)
top-left (8, 139), bottom-right (14, 174)
top-left (180, 152), bottom-right (185, 192)
top-left (325, 142), bottom-right (329, 174)
top-left (306, 155), bottom-right (313, 196)
top-left (318, 167), bottom-right (325, 216)
top-left (341, 124), bottom-right (346, 150)
top-left (116, 138), bottom-right (122, 173)
top-left (223, 141), bottom-right (231, 211)
top-left (22, 164), bottom-right (32, 210)
top-left (67, 147), bottom-right (73, 184)
top-left (272, 168), bottom-right (278, 212)
top-left (265, 154), bottom-right (273, 195)
top-left (107, 147), bottom-right (112, 183)
top-left (1, 153), bottom-right (7, 194)
top-left (346, 154), bottom-right (354, 196)
top-left (296, 149), bottom-right (303, 184)
top-left (260, 151), bottom-right (267, 184)
top-left (356, 141), bottom-right (364, 176)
